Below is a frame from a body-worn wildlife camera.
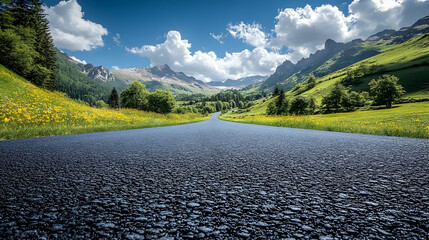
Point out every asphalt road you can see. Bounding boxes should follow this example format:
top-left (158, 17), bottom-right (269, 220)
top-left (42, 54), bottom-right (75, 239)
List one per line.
top-left (0, 113), bottom-right (428, 239)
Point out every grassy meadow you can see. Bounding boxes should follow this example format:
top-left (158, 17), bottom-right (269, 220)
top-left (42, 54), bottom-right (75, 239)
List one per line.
top-left (0, 65), bottom-right (209, 140)
top-left (221, 102), bottom-right (429, 139)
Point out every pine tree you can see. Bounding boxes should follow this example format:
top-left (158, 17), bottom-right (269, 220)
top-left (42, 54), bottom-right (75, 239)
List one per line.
top-left (273, 85), bottom-right (280, 97)
top-left (108, 88), bottom-right (120, 108)
top-left (31, 0), bottom-right (56, 90)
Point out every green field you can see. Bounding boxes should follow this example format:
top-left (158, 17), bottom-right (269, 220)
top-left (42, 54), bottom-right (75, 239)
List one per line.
top-left (0, 65), bottom-right (209, 140)
top-left (221, 102), bottom-right (429, 139)
top-left (221, 34), bottom-right (429, 139)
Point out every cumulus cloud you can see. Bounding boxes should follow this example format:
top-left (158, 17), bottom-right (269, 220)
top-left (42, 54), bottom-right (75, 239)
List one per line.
top-left (270, 0), bottom-right (429, 61)
top-left (127, 31), bottom-right (288, 81)
top-left (228, 22), bottom-right (267, 48)
top-left (348, 0), bottom-right (429, 38)
top-left (113, 33), bottom-right (121, 46)
top-left (128, 0), bottom-right (429, 80)
top-left (44, 0), bottom-right (108, 51)
top-left (270, 4), bottom-right (351, 61)
top-left (111, 66), bottom-right (120, 70)
top-left (70, 56), bottom-right (87, 64)
top-left (210, 32), bottom-right (224, 44)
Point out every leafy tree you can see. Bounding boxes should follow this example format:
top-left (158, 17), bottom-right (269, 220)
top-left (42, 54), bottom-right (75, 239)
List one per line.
top-left (120, 81), bottom-right (149, 110)
top-left (266, 101), bottom-right (277, 115)
top-left (306, 73), bottom-right (316, 89)
top-left (321, 83), bottom-right (347, 110)
top-left (108, 87), bottom-right (120, 108)
top-left (349, 91), bottom-right (368, 108)
top-left (289, 96), bottom-right (310, 115)
top-left (307, 97), bottom-right (317, 114)
top-left (369, 74), bottom-right (405, 108)
top-left (215, 101), bottom-right (223, 112)
top-left (147, 89), bottom-right (176, 114)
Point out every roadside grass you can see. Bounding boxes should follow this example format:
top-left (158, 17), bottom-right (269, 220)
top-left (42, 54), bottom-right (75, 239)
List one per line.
top-left (220, 102), bottom-right (429, 139)
top-left (0, 65), bottom-right (209, 140)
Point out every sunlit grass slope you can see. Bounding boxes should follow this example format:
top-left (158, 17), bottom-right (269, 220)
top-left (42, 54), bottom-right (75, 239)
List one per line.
top-left (221, 34), bottom-right (429, 139)
top-left (299, 33), bottom-right (429, 103)
top-left (0, 65), bottom-right (209, 140)
top-left (221, 102), bottom-right (429, 139)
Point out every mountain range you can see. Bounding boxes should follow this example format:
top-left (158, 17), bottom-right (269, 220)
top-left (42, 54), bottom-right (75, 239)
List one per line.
top-left (55, 15), bottom-right (428, 105)
top-left (207, 75), bottom-right (267, 89)
top-left (242, 15), bottom-right (429, 94)
top-left (111, 64), bottom-right (220, 95)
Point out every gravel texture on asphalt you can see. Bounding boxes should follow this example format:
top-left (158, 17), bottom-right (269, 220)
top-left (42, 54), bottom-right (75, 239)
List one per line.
top-left (0, 113), bottom-right (428, 239)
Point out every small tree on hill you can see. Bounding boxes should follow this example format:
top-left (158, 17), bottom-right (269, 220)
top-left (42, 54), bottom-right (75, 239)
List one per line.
top-left (307, 73), bottom-right (316, 89)
top-left (369, 74), bottom-right (405, 108)
top-left (108, 87), bottom-right (120, 108)
top-left (273, 85), bottom-right (280, 97)
top-left (321, 83), bottom-right (347, 110)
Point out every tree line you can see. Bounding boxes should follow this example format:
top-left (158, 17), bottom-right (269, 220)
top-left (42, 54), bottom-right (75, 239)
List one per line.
top-left (0, 0), bottom-right (56, 90)
top-left (103, 81), bottom-right (176, 114)
top-left (267, 74), bottom-right (405, 115)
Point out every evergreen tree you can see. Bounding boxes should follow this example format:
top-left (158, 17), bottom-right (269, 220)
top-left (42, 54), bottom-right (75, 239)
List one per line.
top-left (0, 0), bottom-right (56, 89)
top-left (276, 89), bottom-right (285, 109)
top-left (108, 87), bottom-right (119, 108)
top-left (31, 0), bottom-right (56, 90)
top-left (273, 85), bottom-right (280, 97)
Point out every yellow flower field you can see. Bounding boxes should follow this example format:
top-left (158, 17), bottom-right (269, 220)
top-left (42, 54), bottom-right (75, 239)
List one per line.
top-left (0, 66), bottom-right (209, 140)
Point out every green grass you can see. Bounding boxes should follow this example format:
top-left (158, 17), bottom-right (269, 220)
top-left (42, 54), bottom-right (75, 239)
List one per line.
top-left (0, 65), bottom-right (209, 140)
top-left (221, 102), bottom-right (429, 139)
top-left (221, 35), bottom-right (429, 139)
top-left (301, 34), bottom-right (429, 103)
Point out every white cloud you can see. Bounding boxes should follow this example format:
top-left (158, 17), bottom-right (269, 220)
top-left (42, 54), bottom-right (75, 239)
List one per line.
top-left (228, 22), bottom-right (267, 48)
top-left (210, 32), bottom-right (224, 44)
top-left (127, 31), bottom-right (288, 81)
top-left (270, 0), bottom-right (429, 61)
top-left (269, 4), bottom-right (353, 61)
top-left (44, 0), bottom-right (108, 51)
top-left (111, 66), bottom-right (120, 70)
top-left (70, 56), bottom-right (87, 64)
top-left (128, 0), bottom-right (429, 81)
top-left (113, 33), bottom-right (121, 46)
top-left (348, 0), bottom-right (429, 38)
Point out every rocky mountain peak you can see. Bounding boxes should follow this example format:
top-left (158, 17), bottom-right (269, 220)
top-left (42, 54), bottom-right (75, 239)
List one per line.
top-left (411, 16), bottom-right (429, 28)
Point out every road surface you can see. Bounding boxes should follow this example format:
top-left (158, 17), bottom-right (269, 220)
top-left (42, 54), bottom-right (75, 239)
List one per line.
top-left (0, 113), bottom-right (428, 239)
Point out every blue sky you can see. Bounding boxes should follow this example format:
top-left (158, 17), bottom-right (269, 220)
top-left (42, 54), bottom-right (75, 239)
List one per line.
top-left (43, 0), bottom-right (429, 81)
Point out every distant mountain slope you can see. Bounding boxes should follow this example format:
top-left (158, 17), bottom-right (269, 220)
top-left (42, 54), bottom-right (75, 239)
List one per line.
top-left (207, 75), bottom-right (267, 89)
top-left (111, 64), bottom-right (220, 95)
top-left (243, 33), bottom-right (429, 115)
top-left (55, 49), bottom-right (128, 105)
top-left (243, 15), bottom-right (429, 94)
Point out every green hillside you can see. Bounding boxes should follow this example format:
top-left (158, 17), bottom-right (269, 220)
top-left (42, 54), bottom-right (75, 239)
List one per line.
top-left (0, 65), bottom-right (208, 140)
top-left (55, 49), bottom-right (128, 105)
top-left (299, 33), bottom-right (429, 103)
top-left (221, 34), bottom-right (429, 138)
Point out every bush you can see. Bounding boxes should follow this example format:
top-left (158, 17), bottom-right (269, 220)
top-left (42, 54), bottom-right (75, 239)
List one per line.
top-left (95, 100), bottom-right (108, 108)
top-left (147, 89), bottom-right (176, 114)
